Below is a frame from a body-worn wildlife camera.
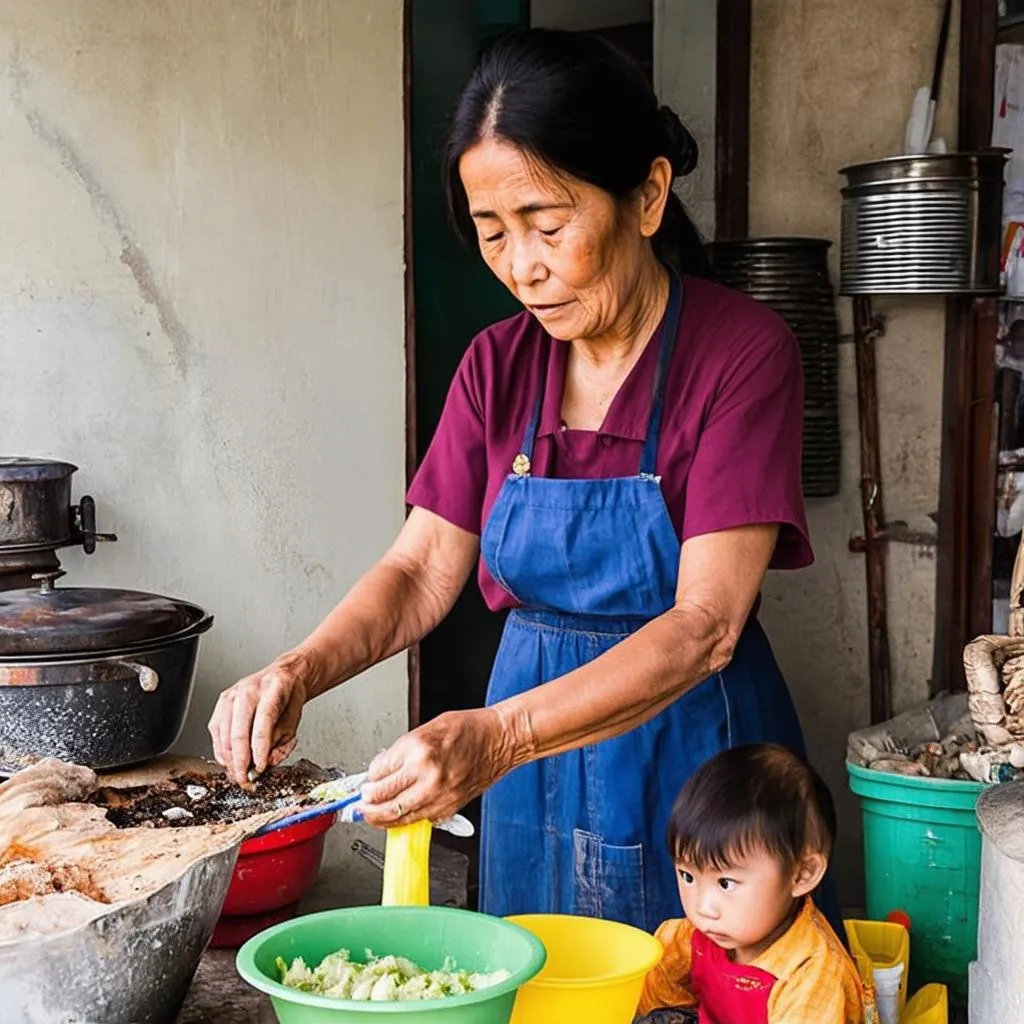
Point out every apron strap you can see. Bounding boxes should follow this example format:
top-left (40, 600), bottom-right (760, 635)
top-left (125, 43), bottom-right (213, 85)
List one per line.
top-left (515, 340), bottom-right (550, 472)
top-left (638, 270), bottom-right (684, 478)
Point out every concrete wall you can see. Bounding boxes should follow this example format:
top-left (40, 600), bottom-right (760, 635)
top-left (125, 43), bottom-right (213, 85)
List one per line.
top-left (0, 0), bottom-right (407, 865)
top-left (750, 0), bottom-right (959, 902)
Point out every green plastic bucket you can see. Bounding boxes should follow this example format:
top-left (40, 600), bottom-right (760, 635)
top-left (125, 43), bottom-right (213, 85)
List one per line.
top-left (236, 905), bottom-right (546, 1023)
top-left (847, 761), bottom-right (986, 1005)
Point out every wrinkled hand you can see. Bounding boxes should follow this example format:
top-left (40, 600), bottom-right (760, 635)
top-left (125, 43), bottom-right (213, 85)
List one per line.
top-left (208, 650), bottom-right (317, 786)
top-left (357, 708), bottom-right (517, 827)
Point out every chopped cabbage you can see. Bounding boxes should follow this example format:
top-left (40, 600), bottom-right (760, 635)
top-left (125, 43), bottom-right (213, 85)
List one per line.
top-left (275, 948), bottom-right (512, 1001)
top-left (308, 775), bottom-right (362, 802)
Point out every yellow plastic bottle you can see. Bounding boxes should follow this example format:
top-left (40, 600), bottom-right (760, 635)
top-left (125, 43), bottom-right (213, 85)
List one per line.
top-left (380, 818), bottom-right (433, 907)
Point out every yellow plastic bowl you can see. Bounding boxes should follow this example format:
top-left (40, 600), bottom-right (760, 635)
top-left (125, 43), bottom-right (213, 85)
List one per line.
top-left (506, 914), bottom-right (664, 1024)
top-left (902, 984), bottom-right (948, 1024)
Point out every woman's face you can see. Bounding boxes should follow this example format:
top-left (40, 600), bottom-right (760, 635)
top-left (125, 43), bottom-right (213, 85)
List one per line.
top-left (459, 138), bottom-right (671, 342)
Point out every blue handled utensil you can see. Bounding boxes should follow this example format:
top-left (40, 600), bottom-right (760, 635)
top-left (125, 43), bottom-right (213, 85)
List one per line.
top-left (341, 805), bottom-right (474, 837)
top-left (251, 790), bottom-right (363, 837)
top-left (255, 799), bottom-right (474, 837)
top-left (250, 767), bottom-right (475, 839)
top-left (250, 771), bottom-right (367, 837)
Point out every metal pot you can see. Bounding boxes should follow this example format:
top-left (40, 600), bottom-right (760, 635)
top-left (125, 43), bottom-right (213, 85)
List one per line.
top-left (0, 458), bottom-right (76, 548)
top-left (0, 571), bottom-right (213, 774)
top-left (0, 457), bottom-right (116, 555)
top-left (0, 842), bottom-right (238, 1024)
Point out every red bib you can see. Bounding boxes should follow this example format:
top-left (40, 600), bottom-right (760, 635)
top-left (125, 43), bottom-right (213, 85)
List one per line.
top-left (689, 928), bottom-right (778, 1024)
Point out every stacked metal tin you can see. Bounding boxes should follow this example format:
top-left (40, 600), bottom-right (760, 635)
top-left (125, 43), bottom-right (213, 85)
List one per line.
top-left (839, 152), bottom-right (1006, 296)
top-left (708, 238), bottom-right (841, 498)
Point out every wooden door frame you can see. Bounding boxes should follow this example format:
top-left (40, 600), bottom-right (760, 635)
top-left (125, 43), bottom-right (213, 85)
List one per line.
top-left (402, 0), bottom-right (754, 725)
top-left (932, 0), bottom-right (999, 694)
top-left (715, 0), bottom-right (751, 240)
top-left (403, 0), bottom-right (421, 729)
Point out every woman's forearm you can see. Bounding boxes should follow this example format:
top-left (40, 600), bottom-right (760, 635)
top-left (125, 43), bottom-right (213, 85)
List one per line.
top-left (495, 602), bottom-right (739, 766)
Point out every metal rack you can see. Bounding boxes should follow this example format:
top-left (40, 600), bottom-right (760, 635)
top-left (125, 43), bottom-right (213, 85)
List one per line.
top-left (839, 153), bottom-right (1006, 723)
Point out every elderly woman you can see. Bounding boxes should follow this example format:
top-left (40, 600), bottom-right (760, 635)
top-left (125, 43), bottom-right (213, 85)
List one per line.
top-left (210, 29), bottom-right (841, 936)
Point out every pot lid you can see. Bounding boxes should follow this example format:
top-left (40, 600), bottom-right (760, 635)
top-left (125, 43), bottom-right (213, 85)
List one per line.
top-left (0, 458), bottom-right (78, 483)
top-left (0, 570), bottom-right (204, 655)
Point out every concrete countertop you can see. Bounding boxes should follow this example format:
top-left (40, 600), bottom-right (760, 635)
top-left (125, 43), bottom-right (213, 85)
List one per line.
top-left (177, 949), bottom-right (279, 1024)
top-left (176, 857), bottom-right (384, 1024)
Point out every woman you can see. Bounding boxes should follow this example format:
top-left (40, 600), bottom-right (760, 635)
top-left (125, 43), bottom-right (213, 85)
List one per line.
top-left (210, 29), bottom-right (841, 936)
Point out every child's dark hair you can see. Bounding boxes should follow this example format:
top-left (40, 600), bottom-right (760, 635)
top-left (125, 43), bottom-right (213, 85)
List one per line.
top-left (668, 744), bottom-right (836, 872)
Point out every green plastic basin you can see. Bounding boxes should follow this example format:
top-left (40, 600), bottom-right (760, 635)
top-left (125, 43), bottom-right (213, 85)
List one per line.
top-left (235, 905), bottom-right (547, 1023)
top-left (847, 761), bottom-right (986, 1006)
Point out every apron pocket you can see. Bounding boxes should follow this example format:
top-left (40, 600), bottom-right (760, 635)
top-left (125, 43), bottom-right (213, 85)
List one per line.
top-left (572, 829), bottom-right (647, 930)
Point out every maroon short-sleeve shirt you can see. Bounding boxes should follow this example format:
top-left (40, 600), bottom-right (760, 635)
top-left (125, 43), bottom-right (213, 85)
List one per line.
top-left (407, 275), bottom-right (812, 612)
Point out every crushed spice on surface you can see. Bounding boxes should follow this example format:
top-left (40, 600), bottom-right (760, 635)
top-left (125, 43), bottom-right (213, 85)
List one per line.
top-left (0, 755), bottom-right (333, 943)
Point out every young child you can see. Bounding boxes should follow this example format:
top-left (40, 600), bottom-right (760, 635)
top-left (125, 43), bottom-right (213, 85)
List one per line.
top-left (635, 744), bottom-right (872, 1024)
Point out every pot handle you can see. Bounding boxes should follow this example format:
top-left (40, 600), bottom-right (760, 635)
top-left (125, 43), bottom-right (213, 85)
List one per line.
top-left (75, 496), bottom-right (118, 555)
top-left (119, 661), bottom-right (160, 692)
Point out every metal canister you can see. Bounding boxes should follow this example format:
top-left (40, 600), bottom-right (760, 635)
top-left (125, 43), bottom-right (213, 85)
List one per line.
top-left (0, 458), bottom-right (77, 548)
top-left (839, 151), bottom-right (1008, 296)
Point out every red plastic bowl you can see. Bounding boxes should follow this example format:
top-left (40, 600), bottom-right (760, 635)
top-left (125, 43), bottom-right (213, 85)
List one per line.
top-left (210, 812), bottom-right (336, 948)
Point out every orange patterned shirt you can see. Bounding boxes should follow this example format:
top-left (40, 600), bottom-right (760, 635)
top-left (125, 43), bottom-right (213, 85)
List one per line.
top-left (637, 901), bottom-right (871, 1024)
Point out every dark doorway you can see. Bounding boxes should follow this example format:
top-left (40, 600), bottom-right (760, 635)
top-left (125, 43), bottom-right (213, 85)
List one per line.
top-left (407, 0), bottom-right (530, 907)
top-left (407, 0), bottom-right (655, 907)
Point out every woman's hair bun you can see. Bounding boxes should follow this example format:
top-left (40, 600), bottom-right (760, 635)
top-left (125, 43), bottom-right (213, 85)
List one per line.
top-left (658, 105), bottom-right (698, 178)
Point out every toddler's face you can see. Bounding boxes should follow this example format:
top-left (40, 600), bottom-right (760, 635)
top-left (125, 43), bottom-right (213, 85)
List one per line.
top-left (674, 847), bottom-right (802, 963)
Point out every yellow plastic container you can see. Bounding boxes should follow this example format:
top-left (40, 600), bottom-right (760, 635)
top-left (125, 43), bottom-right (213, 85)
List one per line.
top-left (901, 984), bottom-right (948, 1024)
top-left (845, 919), bottom-right (911, 1012)
top-left (381, 819), bottom-right (433, 907)
top-left (506, 914), bottom-right (663, 1024)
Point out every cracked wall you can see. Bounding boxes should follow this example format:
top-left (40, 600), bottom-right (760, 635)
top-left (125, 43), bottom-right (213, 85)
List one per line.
top-left (0, 0), bottom-right (406, 868)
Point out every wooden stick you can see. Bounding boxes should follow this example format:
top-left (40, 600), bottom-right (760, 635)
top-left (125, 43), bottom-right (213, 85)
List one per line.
top-left (853, 297), bottom-right (892, 724)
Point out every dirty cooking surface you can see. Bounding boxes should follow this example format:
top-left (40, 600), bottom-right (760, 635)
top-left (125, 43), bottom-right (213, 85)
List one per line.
top-left (0, 756), bottom-right (337, 943)
top-left (90, 761), bottom-right (331, 829)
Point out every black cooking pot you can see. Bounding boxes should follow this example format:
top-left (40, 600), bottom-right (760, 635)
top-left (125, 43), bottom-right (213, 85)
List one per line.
top-left (0, 569), bottom-right (213, 773)
top-left (0, 457), bottom-right (115, 554)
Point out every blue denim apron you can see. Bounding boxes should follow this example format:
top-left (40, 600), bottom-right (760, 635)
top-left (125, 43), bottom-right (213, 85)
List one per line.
top-left (478, 273), bottom-right (843, 937)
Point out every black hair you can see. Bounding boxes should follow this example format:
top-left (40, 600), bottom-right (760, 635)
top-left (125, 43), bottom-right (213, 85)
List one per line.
top-left (443, 28), bottom-right (713, 278)
top-left (668, 744), bottom-right (837, 872)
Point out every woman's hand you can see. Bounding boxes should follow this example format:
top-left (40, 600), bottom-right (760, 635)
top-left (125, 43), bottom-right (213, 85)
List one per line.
top-left (357, 707), bottom-right (523, 827)
top-left (209, 650), bottom-right (318, 786)
top-left (206, 510), bottom-right (479, 790)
